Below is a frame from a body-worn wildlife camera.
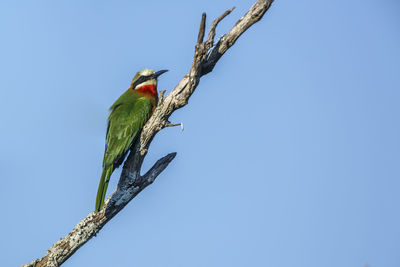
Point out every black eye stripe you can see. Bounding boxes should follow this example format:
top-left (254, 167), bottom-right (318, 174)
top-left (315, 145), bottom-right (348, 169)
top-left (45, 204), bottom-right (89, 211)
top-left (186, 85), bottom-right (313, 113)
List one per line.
top-left (132, 75), bottom-right (152, 88)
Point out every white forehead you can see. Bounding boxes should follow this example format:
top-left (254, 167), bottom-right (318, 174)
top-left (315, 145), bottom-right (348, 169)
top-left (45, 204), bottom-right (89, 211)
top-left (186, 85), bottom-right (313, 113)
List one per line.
top-left (139, 68), bottom-right (155, 76)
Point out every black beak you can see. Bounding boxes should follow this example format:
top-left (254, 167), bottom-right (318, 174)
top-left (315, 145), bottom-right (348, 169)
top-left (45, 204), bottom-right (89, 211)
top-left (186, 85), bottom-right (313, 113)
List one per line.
top-left (153, 69), bottom-right (168, 79)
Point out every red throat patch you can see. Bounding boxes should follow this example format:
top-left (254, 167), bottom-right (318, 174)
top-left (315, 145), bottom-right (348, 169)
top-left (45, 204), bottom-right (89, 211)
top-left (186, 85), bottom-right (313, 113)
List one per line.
top-left (135, 84), bottom-right (158, 96)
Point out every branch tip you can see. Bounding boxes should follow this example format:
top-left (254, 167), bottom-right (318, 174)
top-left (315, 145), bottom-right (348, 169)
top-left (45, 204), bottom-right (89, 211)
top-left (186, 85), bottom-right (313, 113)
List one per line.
top-left (197, 13), bottom-right (207, 44)
top-left (142, 152), bottom-right (177, 182)
top-left (165, 121), bottom-right (184, 131)
top-left (206, 7), bottom-right (235, 46)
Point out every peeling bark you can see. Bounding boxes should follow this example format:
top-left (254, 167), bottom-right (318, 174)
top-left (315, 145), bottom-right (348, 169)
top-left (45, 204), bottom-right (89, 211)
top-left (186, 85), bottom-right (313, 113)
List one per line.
top-left (22, 1), bottom-right (274, 266)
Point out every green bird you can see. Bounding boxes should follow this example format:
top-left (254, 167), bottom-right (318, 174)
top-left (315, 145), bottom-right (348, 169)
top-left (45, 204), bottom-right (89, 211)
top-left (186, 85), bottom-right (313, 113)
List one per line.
top-left (95, 68), bottom-right (168, 212)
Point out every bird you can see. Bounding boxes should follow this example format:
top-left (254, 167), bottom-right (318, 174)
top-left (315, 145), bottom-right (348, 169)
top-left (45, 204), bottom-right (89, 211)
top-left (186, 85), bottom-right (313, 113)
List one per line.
top-left (95, 68), bottom-right (168, 212)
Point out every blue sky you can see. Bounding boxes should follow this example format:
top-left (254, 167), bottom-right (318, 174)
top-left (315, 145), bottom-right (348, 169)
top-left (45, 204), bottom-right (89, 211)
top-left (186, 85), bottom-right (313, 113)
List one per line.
top-left (0, 0), bottom-right (399, 266)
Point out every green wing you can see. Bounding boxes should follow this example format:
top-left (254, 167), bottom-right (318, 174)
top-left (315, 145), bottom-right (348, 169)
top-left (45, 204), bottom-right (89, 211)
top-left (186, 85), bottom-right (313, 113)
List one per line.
top-left (96, 93), bottom-right (153, 211)
top-left (103, 96), bottom-right (153, 169)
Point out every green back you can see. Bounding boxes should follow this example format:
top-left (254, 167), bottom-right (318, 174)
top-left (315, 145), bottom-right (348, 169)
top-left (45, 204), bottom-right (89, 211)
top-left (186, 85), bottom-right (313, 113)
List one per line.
top-left (103, 90), bottom-right (153, 169)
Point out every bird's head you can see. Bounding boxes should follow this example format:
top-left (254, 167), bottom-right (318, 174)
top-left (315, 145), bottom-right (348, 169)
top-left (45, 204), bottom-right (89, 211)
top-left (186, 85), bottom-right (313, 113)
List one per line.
top-left (130, 69), bottom-right (168, 94)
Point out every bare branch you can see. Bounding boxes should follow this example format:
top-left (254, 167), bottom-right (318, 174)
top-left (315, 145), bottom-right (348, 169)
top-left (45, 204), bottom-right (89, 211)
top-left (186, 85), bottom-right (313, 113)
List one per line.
top-left (202, 0), bottom-right (274, 75)
top-left (206, 7), bottom-right (235, 47)
top-left (219, 0), bottom-right (273, 55)
top-left (142, 153), bottom-right (177, 183)
top-left (165, 121), bottom-right (184, 131)
top-left (105, 152), bottom-right (177, 217)
top-left (197, 13), bottom-right (207, 44)
top-left (23, 153), bottom-right (176, 267)
top-left (23, 1), bottom-right (274, 266)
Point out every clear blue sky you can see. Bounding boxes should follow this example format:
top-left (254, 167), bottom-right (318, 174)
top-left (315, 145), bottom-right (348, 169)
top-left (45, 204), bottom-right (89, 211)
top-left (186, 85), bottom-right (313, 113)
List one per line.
top-left (0, 0), bottom-right (399, 266)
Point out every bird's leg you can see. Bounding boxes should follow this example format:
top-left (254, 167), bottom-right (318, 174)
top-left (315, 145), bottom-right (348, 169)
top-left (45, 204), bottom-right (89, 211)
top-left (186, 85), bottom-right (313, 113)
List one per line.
top-left (165, 121), bottom-right (184, 131)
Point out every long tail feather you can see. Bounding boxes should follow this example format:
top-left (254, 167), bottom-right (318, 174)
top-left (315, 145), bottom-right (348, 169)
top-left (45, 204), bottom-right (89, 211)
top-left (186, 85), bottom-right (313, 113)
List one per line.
top-left (95, 165), bottom-right (114, 211)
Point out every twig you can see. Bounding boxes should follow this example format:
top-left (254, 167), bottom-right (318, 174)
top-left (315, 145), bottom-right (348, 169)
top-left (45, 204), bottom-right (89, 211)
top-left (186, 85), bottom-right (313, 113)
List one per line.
top-left (197, 13), bottom-right (207, 44)
top-left (206, 7), bottom-right (235, 47)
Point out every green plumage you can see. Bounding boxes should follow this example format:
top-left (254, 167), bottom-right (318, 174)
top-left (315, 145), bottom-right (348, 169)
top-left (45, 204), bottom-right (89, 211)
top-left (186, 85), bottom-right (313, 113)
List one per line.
top-left (95, 86), bottom-right (154, 212)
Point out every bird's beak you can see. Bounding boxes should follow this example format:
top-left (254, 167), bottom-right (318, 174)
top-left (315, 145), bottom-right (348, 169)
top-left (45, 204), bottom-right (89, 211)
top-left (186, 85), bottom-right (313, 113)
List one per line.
top-left (153, 69), bottom-right (168, 78)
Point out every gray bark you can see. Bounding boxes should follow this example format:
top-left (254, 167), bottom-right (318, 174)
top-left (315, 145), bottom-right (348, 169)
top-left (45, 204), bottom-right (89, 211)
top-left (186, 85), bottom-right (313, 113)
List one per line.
top-left (23, 1), bottom-right (274, 266)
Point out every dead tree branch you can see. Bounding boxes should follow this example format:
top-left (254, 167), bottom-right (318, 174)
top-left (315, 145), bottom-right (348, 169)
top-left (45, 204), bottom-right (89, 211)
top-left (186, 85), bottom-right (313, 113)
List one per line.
top-left (23, 1), bottom-right (274, 266)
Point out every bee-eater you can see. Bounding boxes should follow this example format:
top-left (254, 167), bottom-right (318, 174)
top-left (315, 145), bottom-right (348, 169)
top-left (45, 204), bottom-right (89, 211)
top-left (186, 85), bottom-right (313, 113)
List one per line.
top-left (95, 68), bottom-right (168, 212)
